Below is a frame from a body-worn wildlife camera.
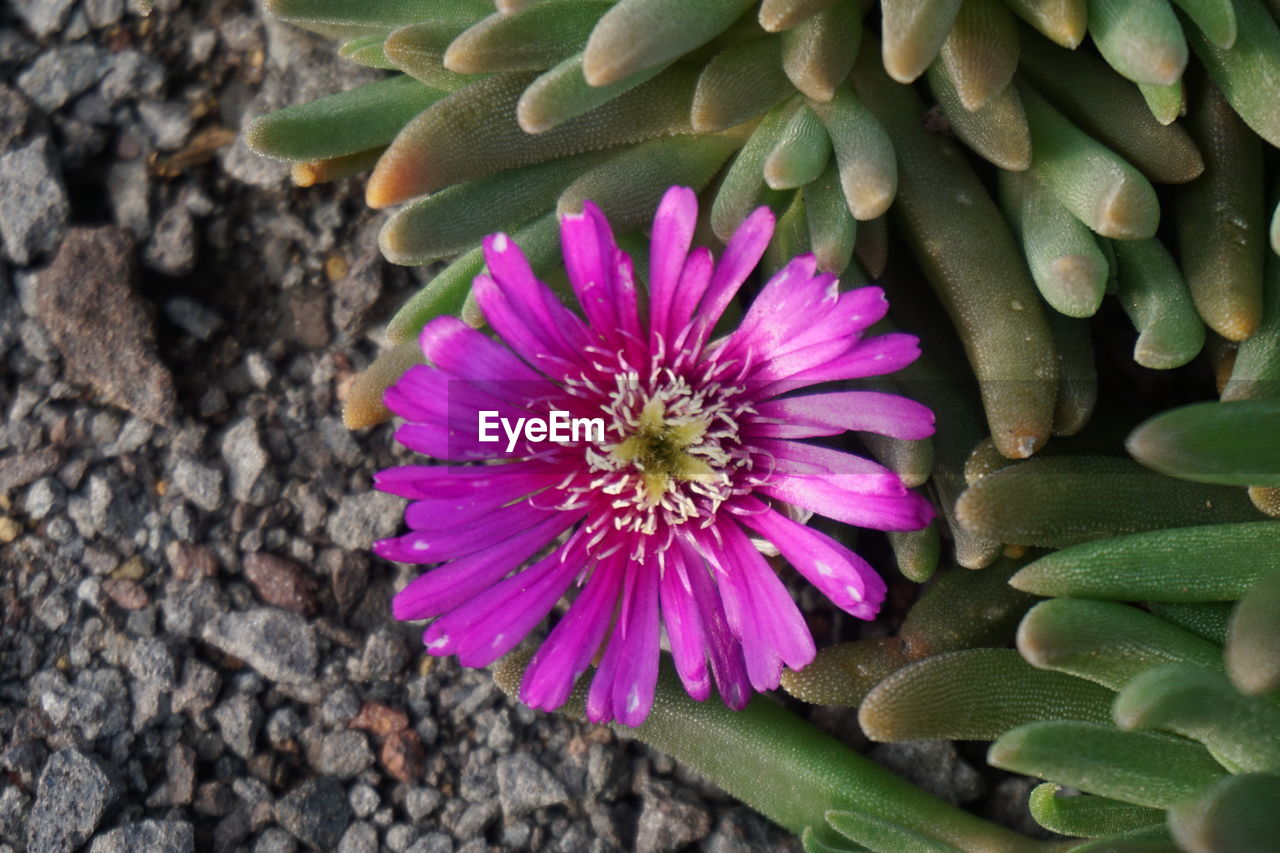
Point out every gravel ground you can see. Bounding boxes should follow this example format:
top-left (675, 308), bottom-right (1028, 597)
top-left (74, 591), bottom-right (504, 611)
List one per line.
top-left (0, 2), bottom-right (1027, 851)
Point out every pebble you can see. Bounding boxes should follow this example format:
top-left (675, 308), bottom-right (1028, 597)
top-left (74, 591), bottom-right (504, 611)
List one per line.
top-left (173, 459), bottom-right (224, 513)
top-left (337, 822), bottom-right (378, 853)
top-left (242, 551), bottom-right (317, 615)
top-left (214, 693), bottom-right (263, 759)
top-left (201, 607), bottom-right (319, 686)
top-left (275, 778), bottom-right (352, 850)
top-left (497, 752), bottom-right (571, 817)
top-left (26, 748), bottom-right (122, 853)
top-left (16, 44), bottom-right (109, 112)
top-left (0, 135), bottom-right (69, 265)
top-left (325, 490), bottom-right (404, 550)
top-left (634, 780), bottom-right (712, 852)
top-left (868, 740), bottom-right (986, 806)
top-left (315, 730), bottom-right (374, 779)
top-left (33, 227), bottom-right (176, 425)
top-left (87, 820), bottom-right (194, 853)
top-left (221, 417), bottom-right (269, 503)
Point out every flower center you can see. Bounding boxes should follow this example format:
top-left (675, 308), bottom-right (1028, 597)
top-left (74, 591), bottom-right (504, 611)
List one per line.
top-left (609, 397), bottom-right (716, 508)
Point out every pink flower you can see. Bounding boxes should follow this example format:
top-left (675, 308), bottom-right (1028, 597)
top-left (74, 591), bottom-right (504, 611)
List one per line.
top-left (376, 186), bottom-right (934, 726)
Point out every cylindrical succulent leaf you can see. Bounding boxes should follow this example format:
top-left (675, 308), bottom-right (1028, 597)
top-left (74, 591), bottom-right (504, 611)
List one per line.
top-left (265, 0), bottom-right (491, 29)
top-left (1112, 664), bottom-right (1280, 773)
top-left (1126, 399), bottom-right (1280, 487)
top-left (1016, 32), bottom-right (1204, 184)
top-left (803, 160), bottom-right (857, 273)
top-left (1028, 784), bottom-right (1165, 838)
top-left (343, 338), bottom-right (425, 429)
top-left (809, 83), bottom-right (897, 221)
top-left (1087, 0), bottom-right (1188, 86)
top-left (692, 35), bottom-right (796, 133)
top-left (1010, 521), bottom-right (1280, 601)
top-left (879, 0), bottom-right (963, 83)
top-left (1168, 774), bottom-right (1280, 853)
top-left (1019, 82), bottom-right (1162, 240)
top-left (557, 135), bottom-right (742, 231)
top-left (582, 0), bottom-right (757, 87)
top-left (938, 0), bottom-right (1019, 110)
top-left (1225, 568), bottom-right (1280, 696)
top-left (383, 21), bottom-right (485, 89)
top-left (1017, 599), bottom-right (1225, 690)
top-left (1183, 0), bottom-right (1280, 147)
top-left (1046, 313), bottom-right (1097, 435)
top-left (1137, 78), bottom-right (1184, 125)
top-left (763, 105), bottom-right (831, 189)
top-left (711, 99), bottom-right (797, 240)
top-left (859, 648), bottom-right (1114, 742)
top-left (758, 0), bottom-right (842, 33)
top-left (988, 721), bottom-right (1229, 808)
top-left (380, 152), bottom-right (606, 265)
top-left (1177, 74), bottom-right (1266, 342)
top-left (853, 49), bottom-right (1058, 459)
top-left (1147, 602), bottom-right (1234, 645)
top-left (824, 811), bottom-right (965, 852)
top-left (1002, 0), bottom-right (1087, 48)
top-left (442, 2), bottom-right (608, 74)
top-left (246, 75), bottom-right (446, 162)
top-left (886, 523), bottom-right (941, 583)
top-left (1111, 237), bottom-right (1206, 369)
top-left (781, 0), bottom-right (862, 101)
top-left (1170, 0), bottom-right (1237, 48)
top-left (292, 147), bottom-right (386, 186)
top-left (367, 65), bottom-right (698, 207)
top-left (926, 64), bottom-right (1031, 171)
top-left (955, 456), bottom-right (1261, 548)
top-left (517, 54), bottom-right (673, 134)
top-left (1222, 252), bottom-right (1280, 402)
top-left (998, 166), bottom-right (1111, 315)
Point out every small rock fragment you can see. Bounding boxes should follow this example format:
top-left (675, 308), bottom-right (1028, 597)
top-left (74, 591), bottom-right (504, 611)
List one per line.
top-left (496, 753), bottom-right (571, 817)
top-left (88, 820), bottom-right (194, 853)
top-left (275, 778), bottom-right (352, 850)
top-left (242, 552), bottom-right (318, 615)
top-left (201, 607), bottom-right (319, 685)
top-left (0, 136), bottom-right (69, 265)
top-left (27, 748), bottom-right (122, 853)
top-left (380, 730), bottom-right (425, 783)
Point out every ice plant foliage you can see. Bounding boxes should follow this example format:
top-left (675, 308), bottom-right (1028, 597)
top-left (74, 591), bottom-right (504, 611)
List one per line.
top-left (375, 187), bottom-right (934, 725)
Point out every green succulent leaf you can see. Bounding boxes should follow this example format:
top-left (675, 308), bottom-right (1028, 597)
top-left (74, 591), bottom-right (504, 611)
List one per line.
top-left (1147, 602), bottom-right (1234, 645)
top-left (926, 61), bottom-right (1031, 172)
top-left (1028, 784), bottom-right (1165, 838)
top-left (1183, 0), bottom-right (1280, 147)
top-left (988, 721), bottom-right (1229, 808)
top-left (1127, 399), bottom-right (1280, 487)
top-left (1113, 664), bottom-right (1280, 773)
top-left (879, 0), bottom-right (963, 83)
top-left (938, 0), bottom-right (1019, 111)
top-left (858, 648), bottom-right (1115, 742)
top-left (1087, 0), bottom-right (1188, 86)
top-left (1225, 568), bottom-right (1280, 696)
top-left (1017, 599), bottom-right (1224, 690)
top-left (824, 810), bottom-right (965, 852)
top-left (442, 2), bottom-right (609, 75)
top-left (779, 0), bottom-right (861, 101)
top-left (1168, 773), bottom-right (1280, 853)
top-left (1009, 521), bottom-right (1280, 601)
top-left (692, 35), bottom-right (796, 132)
top-left (246, 75), bottom-right (446, 162)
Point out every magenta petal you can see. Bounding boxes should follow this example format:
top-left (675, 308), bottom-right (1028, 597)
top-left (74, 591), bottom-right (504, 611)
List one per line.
top-left (753, 439), bottom-right (906, 495)
top-left (659, 552), bottom-right (711, 701)
top-left (521, 553), bottom-right (625, 712)
top-left (750, 392), bottom-right (936, 440)
top-left (388, 512), bottom-right (579, 619)
top-left (783, 332), bottom-right (922, 387)
top-left (373, 460), bottom-right (560, 500)
top-left (419, 315), bottom-right (546, 383)
top-left (648, 186), bottom-right (698, 343)
top-left (678, 536), bottom-right (751, 709)
top-left (705, 522), bottom-right (815, 691)
top-left (696, 206), bottom-right (775, 332)
top-left (610, 561), bottom-right (660, 726)
top-left (758, 475), bottom-right (935, 531)
top-left (561, 202), bottom-right (622, 340)
top-left (734, 496), bottom-right (887, 619)
top-left (423, 543), bottom-right (585, 666)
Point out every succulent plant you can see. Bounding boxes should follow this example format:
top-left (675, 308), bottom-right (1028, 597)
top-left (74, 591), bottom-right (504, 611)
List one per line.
top-left (247, 1), bottom-right (1280, 850)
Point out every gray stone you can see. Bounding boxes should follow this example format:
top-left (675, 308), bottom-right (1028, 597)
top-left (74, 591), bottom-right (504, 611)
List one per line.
top-left (336, 822), bottom-right (377, 853)
top-left (33, 228), bottom-right (176, 425)
top-left (161, 579), bottom-right (228, 640)
top-left (868, 740), bottom-right (986, 806)
top-left (99, 50), bottom-right (165, 105)
top-left (27, 749), bottom-right (122, 853)
top-left (221, 418), bottom-right (268, 503)
top-left (85, 0), bottom-right (125, 28)
top-left (107, 158), bottom-right (149, 239)
top-left (213, 693), bottom-right (262, 759)
top-left (1, 449), bottom-right (61, 496)
top-left (406, 833), bottom-right (452, 853)
top-left (634, 781), bottom-right (712, 853)
top-left (253, 826), bottom-right (297, 853)
top-left (385, 824), bottom-right (417, 853)
top-left (33, 668), bottom-right (130, 740)
top-left (201, 608), bottom-right (318, 685)
top-left (0, 136), bottom-right (68, 264)
top-left (17, 476), bottom-right (61, 524)
top-left (315, 730), bottom-right (373, 779)
top-left (173, 458), bottom-right (224, 512)
top-left (144, 203), bottom-right (196, 275)
top-left (404, 787), bottom-right (442, 822)
top-left (496, 753), bottom-right (570, 818)
top-left (88, 820), bottom-right (194, 853)
top-left (275, 778), bottom-right (352, 850)
top-left (355, 628), bottom-right (409, 683)
top-left (17, 44), bottom-right (111, 112)
top-left (347, 783), bottom-right (378, 819)
top-left (326, 490), bottom-right (403, 551)
top-left (137, 100), bottom-right (192, 151)
top-left (10, 0), bottom-right (78, 38)
top-left (0, 784), bottom-right (30, 844)
top-left (164, 297), bottom-right (222, 342)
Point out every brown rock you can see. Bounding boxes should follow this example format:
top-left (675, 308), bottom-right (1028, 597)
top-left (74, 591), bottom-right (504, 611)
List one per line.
top-left (34, 227), bottom-right (176, 425)
top-left (327, 549), bottom-right (369, 614)
top-left (241, 552), bottom-right (318, 615)
top-left (0, 448), bottom-right (60, 494)
top-left (348, 702), bottom-right (409, 739)
top-left (165, 541), bottom-right (217, 580)
top-left (380, 729), bottom-right (425, 783)
top-left (102, 577), bottom-right (149, 609)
